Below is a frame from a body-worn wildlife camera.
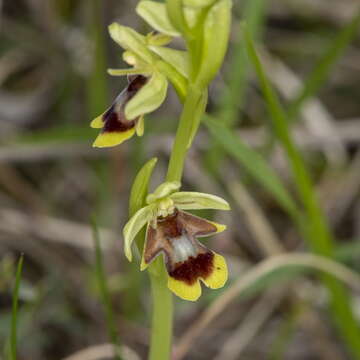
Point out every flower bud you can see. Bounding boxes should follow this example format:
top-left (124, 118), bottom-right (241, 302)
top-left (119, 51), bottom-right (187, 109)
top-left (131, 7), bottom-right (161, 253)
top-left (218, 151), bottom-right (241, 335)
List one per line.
top-left (196, 0), bottom-right (232, 88)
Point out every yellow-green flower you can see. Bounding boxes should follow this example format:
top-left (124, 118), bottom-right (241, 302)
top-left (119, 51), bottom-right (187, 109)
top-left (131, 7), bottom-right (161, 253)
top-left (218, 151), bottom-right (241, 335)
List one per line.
top-left (123, 181), bottom-right (230, 301)
top-left (91, 75), bottom-right (148, 147)
top-left (90, 22), bottom-right (188, 148)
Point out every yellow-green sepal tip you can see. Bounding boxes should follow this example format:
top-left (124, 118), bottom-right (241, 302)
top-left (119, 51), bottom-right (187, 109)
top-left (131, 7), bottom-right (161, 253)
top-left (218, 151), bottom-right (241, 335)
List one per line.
top-left (92, 128), bottom-right (136, 148)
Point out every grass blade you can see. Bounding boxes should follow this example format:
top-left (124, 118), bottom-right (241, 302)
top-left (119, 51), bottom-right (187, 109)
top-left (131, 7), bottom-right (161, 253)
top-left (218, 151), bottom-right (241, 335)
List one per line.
top-left (220, 0), bottom-right (267, 126)
top-left (8, 254), bottom-right (24, 360)
top-left (287, 11), bottom-right (360, 121)
top-left (91, 217), bottom-right (122, 360)
top-left (205, 115), bottom-right (299, 219)
top-left (205, 0), bottom-right (268, 174)
top-left (244, 26), bottom-right (360, 359)
top-left (87, 0), bottom-right (108, 118)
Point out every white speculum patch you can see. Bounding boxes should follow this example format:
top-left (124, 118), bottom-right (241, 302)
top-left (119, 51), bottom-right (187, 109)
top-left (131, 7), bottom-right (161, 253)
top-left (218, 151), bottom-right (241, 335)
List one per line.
top-left (171, 234), bottom-right (197, 263)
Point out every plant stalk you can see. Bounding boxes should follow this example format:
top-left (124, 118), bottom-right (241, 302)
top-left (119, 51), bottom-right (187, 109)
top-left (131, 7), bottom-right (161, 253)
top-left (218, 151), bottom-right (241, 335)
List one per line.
top-left (148, 85), bottom-right (206, 360)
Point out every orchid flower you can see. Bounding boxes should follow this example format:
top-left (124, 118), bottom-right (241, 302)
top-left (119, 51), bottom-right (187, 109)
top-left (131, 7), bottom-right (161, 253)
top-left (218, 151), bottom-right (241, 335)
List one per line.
top-left (123, 181), bottom-right (230, 301)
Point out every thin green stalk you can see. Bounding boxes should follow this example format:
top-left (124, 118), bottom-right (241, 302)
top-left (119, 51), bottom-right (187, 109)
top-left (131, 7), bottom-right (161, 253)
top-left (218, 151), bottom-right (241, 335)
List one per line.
top-left (166, 86), bottom-right (203, 183)
top-left (148, 262), bottom-right (174, 360)
top-left (91, 217), bottom-right (122, 360)
top-left (244, 28), bottom-right (360, 359)
top-left (149, 85), bottom-right (206, 360)
top-left (9, 254), bottom-right (24, 360)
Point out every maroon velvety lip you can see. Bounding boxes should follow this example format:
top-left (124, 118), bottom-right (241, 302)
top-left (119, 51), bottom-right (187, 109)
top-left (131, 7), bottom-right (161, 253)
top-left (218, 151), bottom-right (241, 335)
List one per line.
top-left (102, 106), bottom-right (135, 133)
top-left (169, 252), bottom-right (214, 285)
top-left (101, 75), bottom-right (148, 133)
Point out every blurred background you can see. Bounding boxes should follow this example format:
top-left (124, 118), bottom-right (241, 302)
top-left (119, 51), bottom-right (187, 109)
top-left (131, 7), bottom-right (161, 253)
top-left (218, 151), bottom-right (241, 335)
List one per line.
top-left (1, 0), bottom-right (360, 359)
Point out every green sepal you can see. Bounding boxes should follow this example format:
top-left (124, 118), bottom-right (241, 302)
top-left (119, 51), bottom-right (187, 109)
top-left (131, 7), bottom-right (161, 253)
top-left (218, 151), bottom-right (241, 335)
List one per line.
top-left (149, 46), bottom-right (189, 78)
top-left (196, 0), bottom-right (232, 88)
top-left (170, 191), bottom-right (230, 210)
top-left (125, 72), bottom-right (168, 120)
top-left (146, 181), bottom-right (181, 204)
top-left (123, 205), bottom-right (154, 261)
top-left (108, 23), bottom-right (154, 64)
top-left (137, 1), bottom-right (181, 37)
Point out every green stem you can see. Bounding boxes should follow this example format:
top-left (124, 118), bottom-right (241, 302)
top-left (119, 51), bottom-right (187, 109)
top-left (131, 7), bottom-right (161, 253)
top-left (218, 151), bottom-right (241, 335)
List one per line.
top-left (148, 262), bottom-right (174, 360)
top-left (166, 86), bottom-right (203, 182)
top-left (148, 85), bottom-right (206, 360)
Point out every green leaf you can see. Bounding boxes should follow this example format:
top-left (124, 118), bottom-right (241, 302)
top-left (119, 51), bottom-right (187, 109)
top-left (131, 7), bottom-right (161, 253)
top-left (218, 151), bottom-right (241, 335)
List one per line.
top-left (137, 1), bottom-right (181, 36)
top-left (108, 23), bottom-right (154, 64)
top-left (205, 116), bottom-right (299, 218)
top-left (170, 191), bottom-right (230, 210)
top-left (129, 158), bottom-right (158, 217)
top-left (125, 72), bottom-right (168, 120)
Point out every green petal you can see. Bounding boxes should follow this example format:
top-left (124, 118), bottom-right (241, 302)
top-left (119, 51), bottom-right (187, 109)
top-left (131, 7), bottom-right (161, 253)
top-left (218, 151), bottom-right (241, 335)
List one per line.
top-left (146, 33), bottom-right (173, 46)
top-left (135, 116), bottom-right (145, 136)
top-left (108, 23), bottom-right (154, 64)
top-left (107, 68), bottom-right (151, 76)
top-left (123, 205), bottom-right (154, 261)
top-left (146, 181), bottom-right (181, 204)
top-left (136, 1), bottom-right (181, 37)
top-left (149, 46), bottom-right (189, 78)
top-left (170, 191), bottom-right (230, 210)
top-left (122, 50), bottom-right (146, 67)
top-left (125, 72), bottom-right (168, 120)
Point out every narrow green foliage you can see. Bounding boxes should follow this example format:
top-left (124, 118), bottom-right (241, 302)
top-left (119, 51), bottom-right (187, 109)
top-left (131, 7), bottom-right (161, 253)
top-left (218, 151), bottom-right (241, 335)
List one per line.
top-left (220, 0), bottom-right (267, 126)
top-left (91, 217), bottom-right (122, 360)
top-left (244, 27), bottom-right (360, 358)
top-left (8, 255), bottom-right (24, 360)
top-left (287, 10), bottom-right (360, 121)
top-left (87, 0), bottom-right (108, 118)
top-left (205, 116), bottom-right (299, 218)
top-left (270, 305), bottom-right (303, 360)
top-left (206, 0), bottom-right (267, 174)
